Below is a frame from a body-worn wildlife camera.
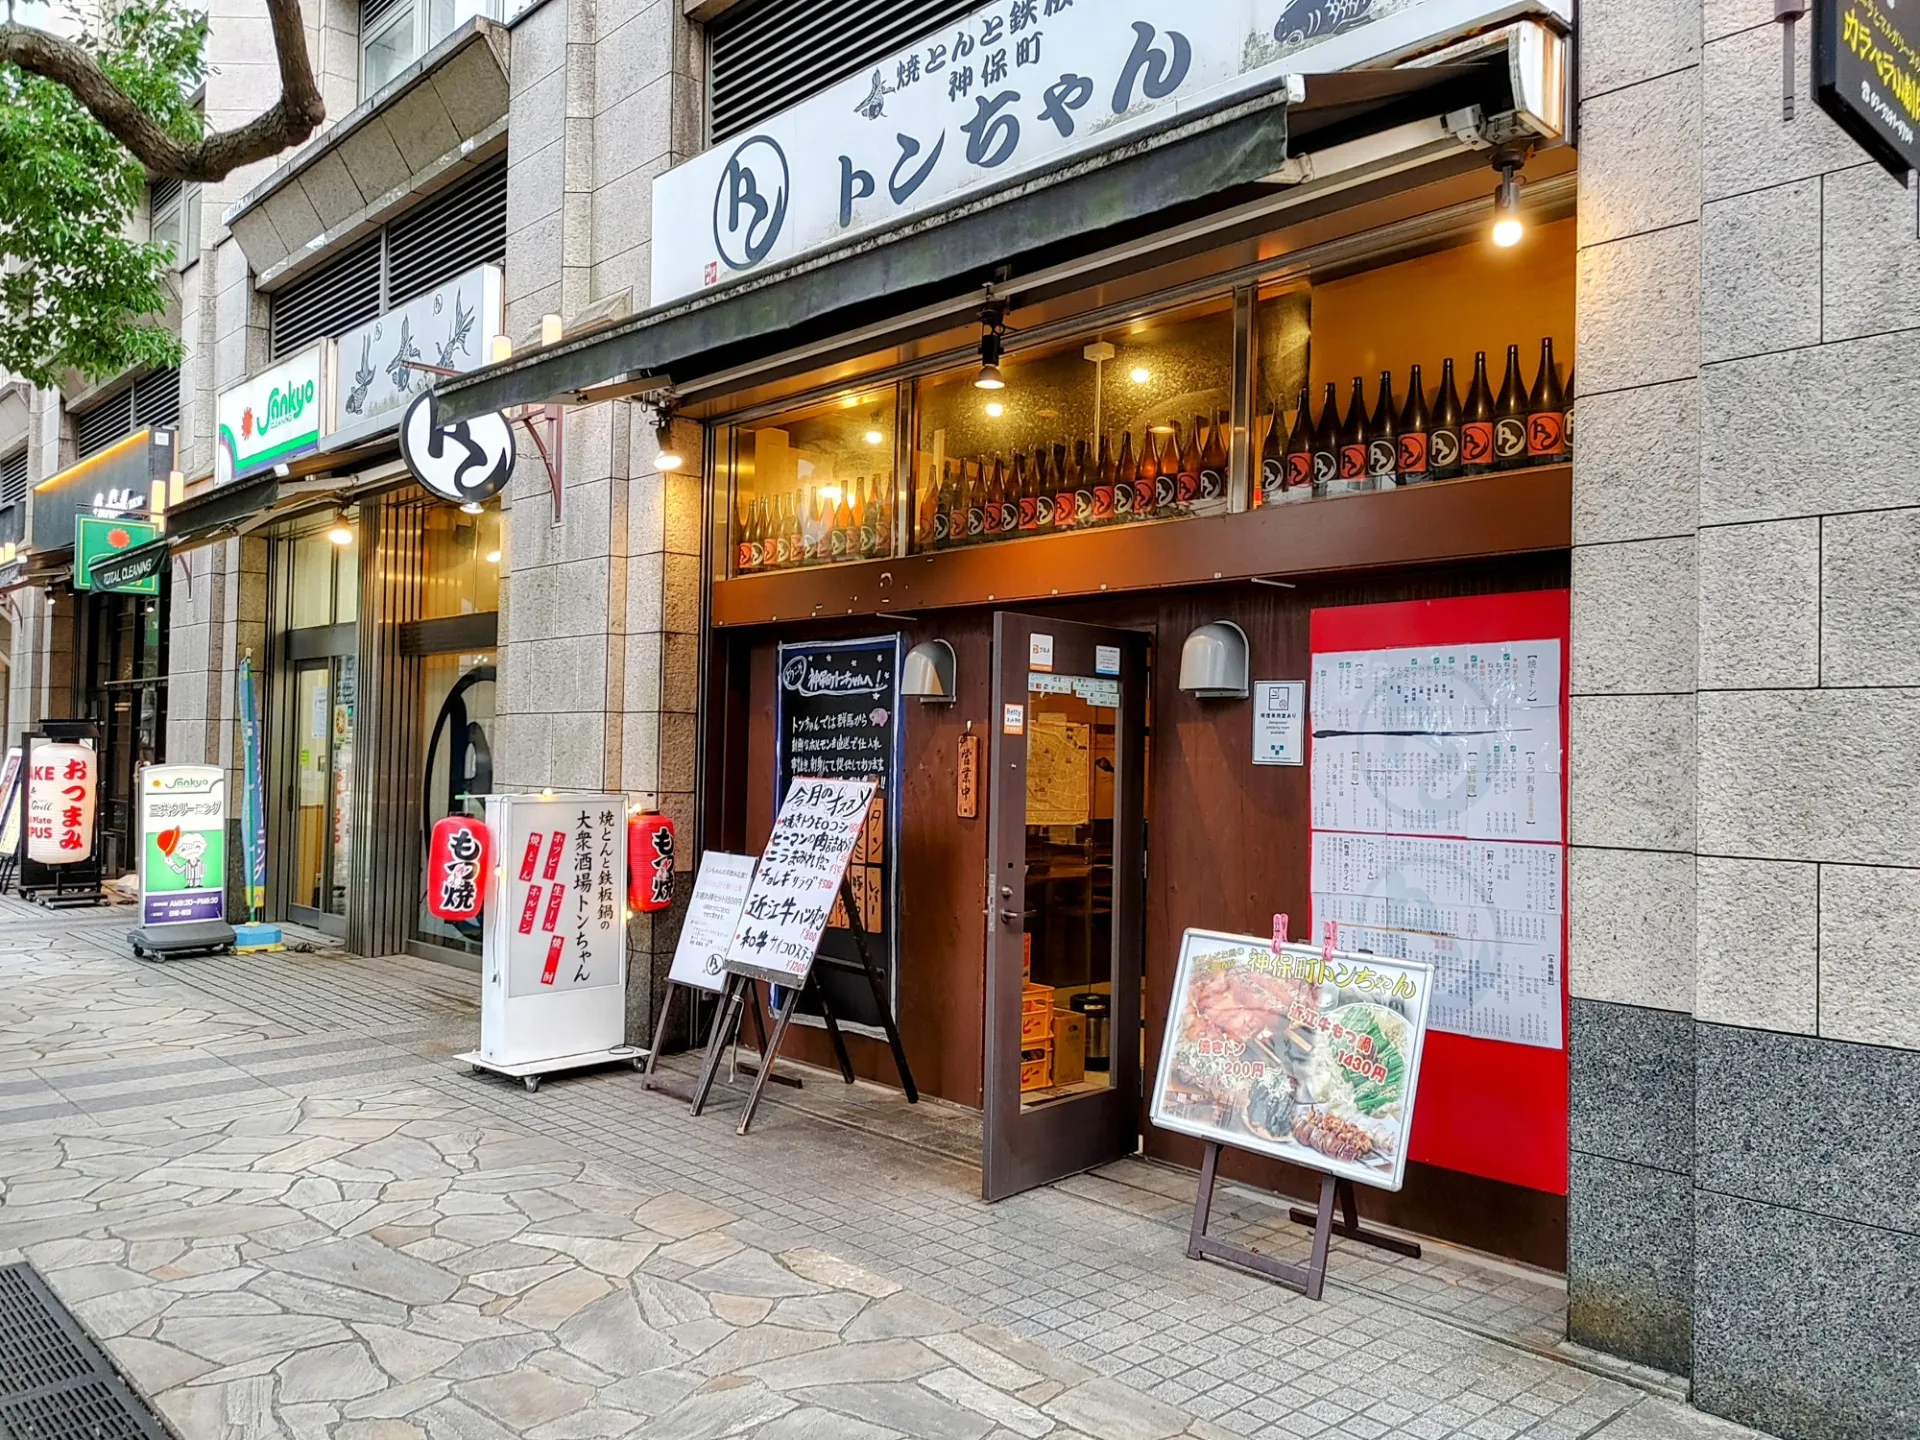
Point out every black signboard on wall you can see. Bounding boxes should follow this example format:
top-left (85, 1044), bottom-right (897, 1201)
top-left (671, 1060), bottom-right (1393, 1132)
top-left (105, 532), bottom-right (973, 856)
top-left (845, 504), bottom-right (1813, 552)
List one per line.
top-left (773, 635), bottom-right (904, 1032)
top-left (1816, 0), bottom-right (1920, 182)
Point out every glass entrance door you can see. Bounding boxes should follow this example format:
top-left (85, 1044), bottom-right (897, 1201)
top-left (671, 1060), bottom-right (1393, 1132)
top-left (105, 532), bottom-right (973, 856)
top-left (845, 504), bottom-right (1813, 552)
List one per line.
top-left (984, 613), bottom-right (1149, 1201)
top-left (286, 656), bottom-right (354, 931)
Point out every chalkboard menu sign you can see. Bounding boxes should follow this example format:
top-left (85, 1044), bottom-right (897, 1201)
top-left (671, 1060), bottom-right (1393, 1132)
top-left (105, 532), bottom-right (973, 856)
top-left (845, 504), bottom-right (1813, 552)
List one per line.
top-left (1816, 0), bottom-right (1920, 181)
top-left (774, 635), bottom-right (904, 1030)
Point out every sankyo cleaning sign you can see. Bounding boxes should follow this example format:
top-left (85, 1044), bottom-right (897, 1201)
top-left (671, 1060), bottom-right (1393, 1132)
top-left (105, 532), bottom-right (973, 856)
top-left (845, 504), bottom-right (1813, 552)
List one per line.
top-left (139, 765), bottom-right (226, 925)
top-left (216, 342), bottom-right (331, 485)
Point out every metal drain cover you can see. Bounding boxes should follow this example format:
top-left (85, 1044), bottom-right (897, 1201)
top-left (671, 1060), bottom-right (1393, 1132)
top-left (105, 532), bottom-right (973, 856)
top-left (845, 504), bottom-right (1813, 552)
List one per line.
top-left (0, 1263), bottom-right (173, 1439)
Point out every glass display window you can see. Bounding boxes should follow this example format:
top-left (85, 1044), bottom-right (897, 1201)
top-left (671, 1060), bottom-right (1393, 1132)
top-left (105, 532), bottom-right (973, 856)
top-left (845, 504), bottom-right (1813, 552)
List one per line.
top-left (419, 503), bottom-right (502, 619)
top-left (1254, 217), bottom-right (1576, 502)
top-left (726, 385), bottom-right (899, 577)
top-left (911, 296), bottom-right (1235, 553)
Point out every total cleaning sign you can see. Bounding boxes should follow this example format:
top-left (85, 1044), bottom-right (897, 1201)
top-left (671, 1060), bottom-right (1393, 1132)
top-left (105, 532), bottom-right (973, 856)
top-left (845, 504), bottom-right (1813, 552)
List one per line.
top-left (139, 765), bottom-right (226, 925)
top-left (216, 342), bottom-right (329, 485)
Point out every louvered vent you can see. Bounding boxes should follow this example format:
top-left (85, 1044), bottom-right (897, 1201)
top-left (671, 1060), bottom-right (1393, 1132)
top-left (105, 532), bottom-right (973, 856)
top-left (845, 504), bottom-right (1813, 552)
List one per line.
top-left (268, 161), bottom-right (506, 359)
top-left (149, 176), bottom-right (181, 215)
top-left (708, 0), bottom-right (980, 143)
top-left (0, 450), bottom-right (26, 508)
top-left (386, 162), bottom-right (508, 303)
top-left (74, 393), bottom-right (133, 458)
top-left (270, 236), bottom-right (383, 359)
top-left (131, 367), bottom-right (180, 433)
top-left (361, 0), bottom-right (406, 32)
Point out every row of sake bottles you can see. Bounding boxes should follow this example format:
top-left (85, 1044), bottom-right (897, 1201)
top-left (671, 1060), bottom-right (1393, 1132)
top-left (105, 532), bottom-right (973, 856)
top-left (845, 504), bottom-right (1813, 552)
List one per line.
top-left (921, 415), bottom-right (1234, 550)
top-left (736, 474), bottom-right (894, 573)
top-left (1257, 339), bottom-right (1572, 502)
top-left (731, 339), bottom-right (1572, 573)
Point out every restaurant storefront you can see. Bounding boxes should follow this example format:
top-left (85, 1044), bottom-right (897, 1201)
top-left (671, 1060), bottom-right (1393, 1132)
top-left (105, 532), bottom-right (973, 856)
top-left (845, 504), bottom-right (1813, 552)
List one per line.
top-left (170, 263), bottom-right (507, 962)
top-left (24, 429), bottom-right (178, 878)
top-left (445, 0), bottom-right (1576, 1264)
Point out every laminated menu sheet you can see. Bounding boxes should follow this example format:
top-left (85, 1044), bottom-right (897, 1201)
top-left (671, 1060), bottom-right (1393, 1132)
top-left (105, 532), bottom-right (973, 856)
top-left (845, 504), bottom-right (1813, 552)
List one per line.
top-left (1310, 640), bottom-right (1562, 843)
top-left (1309, 636), bottom-right (1565, 1050)
top-left (1311, 833), bottom-right (1563, 1049)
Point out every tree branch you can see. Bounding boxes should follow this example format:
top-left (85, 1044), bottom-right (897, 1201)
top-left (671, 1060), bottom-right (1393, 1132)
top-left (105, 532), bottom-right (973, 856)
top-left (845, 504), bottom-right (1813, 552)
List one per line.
top-left (0, 0), bottom-right (326, 183)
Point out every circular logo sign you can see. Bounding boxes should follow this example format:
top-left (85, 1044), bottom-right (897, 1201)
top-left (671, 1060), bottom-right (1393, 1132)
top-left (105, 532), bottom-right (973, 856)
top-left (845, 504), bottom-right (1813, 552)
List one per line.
top-left (781, 655), bottom-right (809, 691)
top-left (399, 390), bottom-right (515, 507)
top-left (713, 136), bottom-right (789, 272)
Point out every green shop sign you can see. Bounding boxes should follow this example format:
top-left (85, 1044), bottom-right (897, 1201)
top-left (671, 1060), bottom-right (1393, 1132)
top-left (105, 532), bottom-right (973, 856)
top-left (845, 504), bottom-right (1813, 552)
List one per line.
top-left (75, 515), bottom-right (161, 594)
top-left (216, 341), bottom-right (331, 486)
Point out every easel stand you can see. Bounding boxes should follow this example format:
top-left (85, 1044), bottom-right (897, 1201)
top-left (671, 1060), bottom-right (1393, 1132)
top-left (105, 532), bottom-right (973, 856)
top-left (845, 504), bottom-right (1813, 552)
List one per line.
top-left (642, 979), bottom-right (803, 1103)
top-left (688, 873), bottom-right (918, 1135)
top-left (1186, 1141), bottom-right (1420, 1300)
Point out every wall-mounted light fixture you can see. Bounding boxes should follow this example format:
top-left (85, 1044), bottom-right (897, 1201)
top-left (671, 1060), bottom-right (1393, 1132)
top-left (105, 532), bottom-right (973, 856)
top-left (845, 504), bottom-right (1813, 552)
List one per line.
top-left (1178, 621), bottom-right (1249, 699)
top-left (327, 509), bottom-right (354, 547)
top-left (651, 395), bottom-right (685, 472)
top-left (1490, 145), bottom-right (1530, 249)
top-left (902, 639), bottom-right (958, 704)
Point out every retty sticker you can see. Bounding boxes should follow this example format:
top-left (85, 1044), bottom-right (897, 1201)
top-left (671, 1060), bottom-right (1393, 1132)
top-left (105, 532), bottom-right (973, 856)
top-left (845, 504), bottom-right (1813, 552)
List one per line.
top-left (1003, 704), bottom-right (1025, 735)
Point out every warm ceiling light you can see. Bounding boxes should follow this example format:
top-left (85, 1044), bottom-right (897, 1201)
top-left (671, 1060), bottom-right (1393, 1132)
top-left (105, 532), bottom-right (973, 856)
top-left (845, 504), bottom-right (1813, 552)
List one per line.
top-left (327, 511), bottom-right (354, 546)
top-left (1490, 149), bottom-right (1527, 248)
top-left (1130, 367), bottom-right (1152, 385)
top-left (459, 500), bottom-right (484, 515)
top-left (984, 402), bottom-right (1005, 418)
top-left (817, 485), bottom-right (843, 503)
top-left (484, 549), bottom-right (501, 564)
top-left (864, 429), bottom-right (885, 446)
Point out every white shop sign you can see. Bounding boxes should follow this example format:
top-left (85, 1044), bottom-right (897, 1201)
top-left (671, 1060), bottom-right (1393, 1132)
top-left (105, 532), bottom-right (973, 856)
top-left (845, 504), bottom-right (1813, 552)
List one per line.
top-left (479, 794), bottom-right (627, 1067)
top-left (651, 0), bottom-right (1569, 304)
top-left (215, 342), bottom-right (332, 486)
top-left (333, 264), bottom-right (504, 446)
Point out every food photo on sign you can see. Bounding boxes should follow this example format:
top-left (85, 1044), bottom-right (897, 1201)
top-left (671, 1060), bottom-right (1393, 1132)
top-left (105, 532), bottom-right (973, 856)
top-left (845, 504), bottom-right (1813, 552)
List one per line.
top-left (1151, 928), bottom-right (1434, 1191)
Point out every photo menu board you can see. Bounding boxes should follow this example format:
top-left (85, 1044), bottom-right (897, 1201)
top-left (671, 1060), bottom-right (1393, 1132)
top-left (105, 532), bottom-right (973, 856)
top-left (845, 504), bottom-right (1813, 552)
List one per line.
top-left (773, 636), bottom-right (904, 1030)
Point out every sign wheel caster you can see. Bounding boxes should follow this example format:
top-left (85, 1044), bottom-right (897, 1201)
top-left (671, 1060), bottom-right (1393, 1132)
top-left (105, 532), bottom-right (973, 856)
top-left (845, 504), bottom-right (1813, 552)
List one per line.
top-left (523, 1075), bottom-right (542, 1093)
top-left (631, 1057), bottom-right (646, 1071)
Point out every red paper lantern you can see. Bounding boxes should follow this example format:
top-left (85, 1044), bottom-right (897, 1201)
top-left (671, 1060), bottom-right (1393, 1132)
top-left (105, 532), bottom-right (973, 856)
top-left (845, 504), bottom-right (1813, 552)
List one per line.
top-left (628, 810), bottom-right (675, 913)
top-left (426, 815), bottom-right (490, 921)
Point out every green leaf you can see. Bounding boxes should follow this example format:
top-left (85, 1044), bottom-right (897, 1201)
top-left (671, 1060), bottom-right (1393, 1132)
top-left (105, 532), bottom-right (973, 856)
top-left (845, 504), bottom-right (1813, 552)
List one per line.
top-left (0, 7), bottom-right (207, 385)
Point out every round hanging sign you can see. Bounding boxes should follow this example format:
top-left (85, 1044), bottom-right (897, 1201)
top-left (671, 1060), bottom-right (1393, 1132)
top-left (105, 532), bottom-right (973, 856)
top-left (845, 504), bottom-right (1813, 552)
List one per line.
top-left (399, 389), bottom-right (515, 507)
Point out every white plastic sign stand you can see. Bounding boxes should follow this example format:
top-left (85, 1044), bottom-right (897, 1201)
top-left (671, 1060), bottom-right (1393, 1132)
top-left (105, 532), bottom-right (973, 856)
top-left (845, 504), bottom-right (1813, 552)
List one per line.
top-left (458, 793), bottom-right (644, 1092)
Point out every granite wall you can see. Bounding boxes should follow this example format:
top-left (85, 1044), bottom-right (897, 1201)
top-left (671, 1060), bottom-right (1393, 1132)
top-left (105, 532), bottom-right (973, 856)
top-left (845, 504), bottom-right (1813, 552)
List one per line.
top-left (1571, 1), bottom-right (1920, 1434)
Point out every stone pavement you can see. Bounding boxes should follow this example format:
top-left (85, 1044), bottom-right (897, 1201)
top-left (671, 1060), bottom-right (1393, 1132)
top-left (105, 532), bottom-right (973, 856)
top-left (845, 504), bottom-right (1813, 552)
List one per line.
top-left (0, 902), bottom-right (1772, 1440)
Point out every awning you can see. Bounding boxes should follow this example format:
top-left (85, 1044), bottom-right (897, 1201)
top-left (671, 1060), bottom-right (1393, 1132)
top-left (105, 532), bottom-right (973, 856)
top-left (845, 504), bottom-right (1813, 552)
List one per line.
top-left (439, 57), bottom-right (1525, 423)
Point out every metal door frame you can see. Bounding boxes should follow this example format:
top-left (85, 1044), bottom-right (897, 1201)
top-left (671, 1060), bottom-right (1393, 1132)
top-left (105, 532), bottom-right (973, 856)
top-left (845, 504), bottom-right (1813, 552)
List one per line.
top-left (278, 651), bottom-right (349, 937)
top-left (983, 612), bottom-right (1149, 1201)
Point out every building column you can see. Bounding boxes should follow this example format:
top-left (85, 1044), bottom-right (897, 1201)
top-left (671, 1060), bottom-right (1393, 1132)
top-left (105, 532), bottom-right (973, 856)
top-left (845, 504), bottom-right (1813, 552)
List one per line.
top-left (1566, 0), bottom-right (1702, 1380)
top-left (1572, 2), bottom-right (1920, 1434)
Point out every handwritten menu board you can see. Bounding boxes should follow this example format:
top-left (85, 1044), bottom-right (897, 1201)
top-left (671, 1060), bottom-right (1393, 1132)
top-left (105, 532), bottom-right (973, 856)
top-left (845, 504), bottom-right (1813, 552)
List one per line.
top-left (774, 636), bottom-right (903, 1028)
top-left (727, 778), bottom-right (878, 984)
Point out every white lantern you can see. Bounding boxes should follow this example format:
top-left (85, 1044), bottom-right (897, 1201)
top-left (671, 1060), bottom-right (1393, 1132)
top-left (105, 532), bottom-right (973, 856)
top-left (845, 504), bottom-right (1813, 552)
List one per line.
top-left (27, 742), bottom-right (96, 865)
